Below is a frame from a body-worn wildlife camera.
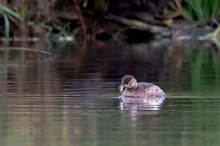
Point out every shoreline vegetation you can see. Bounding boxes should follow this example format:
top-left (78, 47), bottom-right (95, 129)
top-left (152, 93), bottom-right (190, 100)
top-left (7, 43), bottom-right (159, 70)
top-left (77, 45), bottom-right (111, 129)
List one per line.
top-left (0, 0), bottom-right (219, 45)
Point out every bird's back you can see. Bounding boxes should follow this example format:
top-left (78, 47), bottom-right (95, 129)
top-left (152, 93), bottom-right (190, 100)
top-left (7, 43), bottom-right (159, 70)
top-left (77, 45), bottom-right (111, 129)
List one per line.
top-left (122, 82), bottom-right (165, 99)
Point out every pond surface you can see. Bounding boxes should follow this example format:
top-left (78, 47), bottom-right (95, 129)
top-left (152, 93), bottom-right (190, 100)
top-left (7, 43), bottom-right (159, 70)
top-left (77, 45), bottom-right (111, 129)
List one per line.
top-left (0, 41), bottom-right (220, 146)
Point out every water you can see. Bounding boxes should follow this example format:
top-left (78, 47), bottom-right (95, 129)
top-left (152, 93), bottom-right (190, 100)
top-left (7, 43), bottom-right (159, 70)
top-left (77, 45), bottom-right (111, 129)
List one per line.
top-left (0, 41), bottom-right (220, 146)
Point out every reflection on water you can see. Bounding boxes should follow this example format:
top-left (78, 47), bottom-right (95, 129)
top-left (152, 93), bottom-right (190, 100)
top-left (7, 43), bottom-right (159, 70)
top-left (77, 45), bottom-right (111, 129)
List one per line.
top-left (0, 41), bottom-right (220, 146)
top-left (119, 102), bottom-right (162, 112)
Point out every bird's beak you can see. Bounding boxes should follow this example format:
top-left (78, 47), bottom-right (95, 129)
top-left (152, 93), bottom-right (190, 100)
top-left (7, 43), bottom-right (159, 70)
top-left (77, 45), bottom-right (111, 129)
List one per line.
top-left (119, 85), bottom-right (124, 93)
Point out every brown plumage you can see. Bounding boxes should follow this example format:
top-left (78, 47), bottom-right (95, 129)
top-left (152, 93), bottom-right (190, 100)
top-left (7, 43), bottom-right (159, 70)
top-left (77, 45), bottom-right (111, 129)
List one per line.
top-left (119, 75), bottom-right (166, 105)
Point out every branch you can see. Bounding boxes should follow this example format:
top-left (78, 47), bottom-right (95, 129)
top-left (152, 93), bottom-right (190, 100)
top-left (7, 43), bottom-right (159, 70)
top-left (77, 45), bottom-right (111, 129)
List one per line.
top-left (73, 0), bottom-right (87, 48)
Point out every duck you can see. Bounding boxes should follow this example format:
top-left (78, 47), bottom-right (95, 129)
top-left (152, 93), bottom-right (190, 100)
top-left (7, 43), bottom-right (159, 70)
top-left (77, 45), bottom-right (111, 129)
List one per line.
top-left (119, 75), bottom-right (166, 106)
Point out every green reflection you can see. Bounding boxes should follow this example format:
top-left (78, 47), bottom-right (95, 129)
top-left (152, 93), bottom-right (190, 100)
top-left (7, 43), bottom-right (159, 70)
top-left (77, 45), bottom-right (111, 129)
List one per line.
top-left (186, 46), bottom-right (220, 92)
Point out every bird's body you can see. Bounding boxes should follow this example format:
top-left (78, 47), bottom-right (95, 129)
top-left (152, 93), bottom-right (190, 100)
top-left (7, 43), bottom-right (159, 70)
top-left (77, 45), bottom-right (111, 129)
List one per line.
top-left (119, 75), bottom-right (166, 106)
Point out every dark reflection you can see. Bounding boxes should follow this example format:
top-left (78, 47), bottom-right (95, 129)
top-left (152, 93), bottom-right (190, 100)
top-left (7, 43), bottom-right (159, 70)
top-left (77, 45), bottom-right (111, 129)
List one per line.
top-left (0, 41), bottom-right (219, 146)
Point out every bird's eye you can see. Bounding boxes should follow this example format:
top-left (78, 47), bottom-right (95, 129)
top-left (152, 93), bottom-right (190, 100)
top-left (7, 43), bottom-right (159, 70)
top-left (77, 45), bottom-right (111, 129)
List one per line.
top-left (124, 78), bottom-right (131, 84)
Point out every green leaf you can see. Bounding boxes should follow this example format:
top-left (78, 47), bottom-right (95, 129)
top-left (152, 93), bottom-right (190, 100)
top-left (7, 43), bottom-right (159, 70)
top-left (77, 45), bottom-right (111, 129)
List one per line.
top-left (0, 3), bottom-right (22, 21)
